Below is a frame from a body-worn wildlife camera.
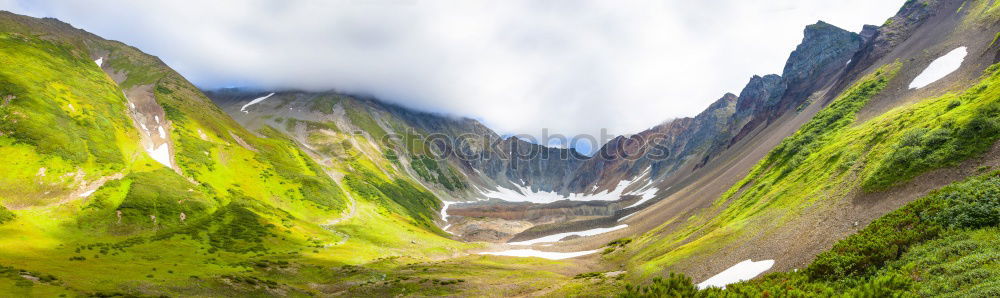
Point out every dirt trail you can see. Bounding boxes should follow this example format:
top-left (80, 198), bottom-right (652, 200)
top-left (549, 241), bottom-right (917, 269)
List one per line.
top-left (319, 183), bottom-right (358, 246)
top-left (324, 190), bottom-right (357, 226)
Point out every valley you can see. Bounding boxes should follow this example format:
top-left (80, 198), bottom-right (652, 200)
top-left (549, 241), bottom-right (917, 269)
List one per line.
top-left (1, 0), bottom-right (1000, 296)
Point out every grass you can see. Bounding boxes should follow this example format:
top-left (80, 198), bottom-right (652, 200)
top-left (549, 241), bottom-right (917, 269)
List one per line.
top-left (630, 59), bottom-right (1000, 278)
top-left (0, 32), bottom-right (131, 168)
top-left (344, 100), bottom-right (388, 142)
top-left (7, 3), bottom-right (997, 295)
top-left (628, 62), bottom-right (902, 274)
top-left (0, 13), bottom-right (495, 296)
top-left (622, 171), bottom-right (1000, 296)
top-left (411, 155), bottom-right (466, 191)
top-left (309, 94), bottom-right (343, 114)
top-left (863, 66), bottom-right (1000, 190)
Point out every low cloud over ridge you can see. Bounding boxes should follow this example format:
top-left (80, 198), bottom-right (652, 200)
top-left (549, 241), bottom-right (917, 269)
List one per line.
top-left (2, 0), bottom-right (904, 152)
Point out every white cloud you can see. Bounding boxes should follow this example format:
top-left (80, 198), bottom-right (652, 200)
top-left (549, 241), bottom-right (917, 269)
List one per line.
top-left (3, 0), bottom-right (905, 151)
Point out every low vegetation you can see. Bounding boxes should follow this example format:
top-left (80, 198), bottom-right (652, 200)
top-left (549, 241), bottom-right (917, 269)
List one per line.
top-left (623, 171), bottom-right (1000, 296)
top-left (411, 155), bottom-right (466, 191)
top-left (632, 58), bottom-right (1000, 278)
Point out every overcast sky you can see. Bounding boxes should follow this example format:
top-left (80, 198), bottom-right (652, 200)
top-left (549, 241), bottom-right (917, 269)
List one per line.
top-left (1, 0), bottom-right (904, 153)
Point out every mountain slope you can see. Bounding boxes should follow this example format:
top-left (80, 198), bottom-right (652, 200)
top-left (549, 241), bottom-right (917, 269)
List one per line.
top-left (619, 0), bottom-right (1000, 283)
top-left (0, 11), bottom-right (515, 296)
top-left (203, 16), bottom-right (867, 244)
top-left (2, 0), bottom-right (1000, 296)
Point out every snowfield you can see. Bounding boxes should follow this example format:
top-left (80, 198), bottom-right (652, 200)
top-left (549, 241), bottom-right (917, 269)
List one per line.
top-left (507, 224), bottom-right (628, 246)
top-left (148, 143), bottom-right (172, 168)
top-left (909, 46), bottom-right (967, 89)
top-left (623, 185), bottom-right (667, 209)
top-left (479, 169), bottom-right (658, 204)
top-left (477, 249), bottom-right (599, 260)
top-left (617, 212), bottom-right (636, 222)
top-left (240, 92), bottom-right (276, 113)
top-left (697, 259), bottom-right (775, 289)
top-left (440, 201), bottom-right (456, 234)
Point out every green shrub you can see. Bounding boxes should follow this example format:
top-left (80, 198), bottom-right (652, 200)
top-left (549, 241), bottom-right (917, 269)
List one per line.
top-left (0, 205), bottom-right (13, 224)
top-left (931, 174), bottom-right (1000, 229)
top-left (344, 161), bottom-right (442, 228)
top-left (0, 35), bottom-right (129, 167)
top-left (207, 204), bottom-right (274, 253)
top-left (117, 168), bottom-right (212, 227)
top-left (623, 171), bottom-right (1000, 296)
top-left (410, 155), bottom-right (465, 191)
top-left (864, 66), bottom-right (1000, 190)
top-left (621, 272), bottom-right (699, 297)
top-left (309, 95), bottom-right (342, 114)
top-left (254, 126), bottom-right (347, 211)
top-left (768, 63), bottom-right (899, 172)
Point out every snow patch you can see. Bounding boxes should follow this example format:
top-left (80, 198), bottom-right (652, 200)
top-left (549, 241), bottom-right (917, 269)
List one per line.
top-left (508, 224), bottom-right (628, 246)
top-left (477, 249), bottom-right (599, 260)
top-left (440, 201), bottom-right (456, 234)
top-left (78, 189), bottom-right (96, 198)
top-left (94, 57), bottom-right (103, 67)
top-left (697, 259), bottom-right (775, 289)
top-left (480, 174), bottom-right (657, 204)
top-left (440, 201), bottom-right (454, 222)
top-left (241, 92), bottom-right (276, 113)
top-left (157, 126), bottom-right (167, 139)
top-left (147, 143), bottom-right (172, 168)
top-left (909, 47), bottom-right (967, 89)
top-left (617, 212), bottom-right (636, 222)
top-left (622, 185), bottom-right (666, 209)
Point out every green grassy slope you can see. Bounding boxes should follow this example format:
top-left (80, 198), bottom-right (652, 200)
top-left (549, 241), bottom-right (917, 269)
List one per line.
top-left (622, 170), bottom-right (1000, 297)
top-left (626, 62), bottom-right (905, 274)
top-left (0, 12), bottom-right (587, 296)
top-left (0, 12), bottom-right (558, 296)
top-left (629, 58), bottom-right (1000, 276)
top-left (623, 0), bottom-right (1000, 286)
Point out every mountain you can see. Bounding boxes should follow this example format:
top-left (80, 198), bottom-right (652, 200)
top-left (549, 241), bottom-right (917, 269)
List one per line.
top-left (0, 11), bottom-right (483, 296)
top-left (201, 17), bottom-right (865, 246)
top-left (621, 0), bottom-right (1000, 292)
top-left (2, 0), bottom-right (1000, 296)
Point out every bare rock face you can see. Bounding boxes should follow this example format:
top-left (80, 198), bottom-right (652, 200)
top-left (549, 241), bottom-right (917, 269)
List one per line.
top-left (851, 0), bottom-right (944, 73)
top-left (735, 74), bottom-right (786, 123)
top-left (782, 21), bottom-right (862, 101)
top-left (724, 75), bottom-right (788, 147)
top-left (726, 22), bottom-right (859, 147)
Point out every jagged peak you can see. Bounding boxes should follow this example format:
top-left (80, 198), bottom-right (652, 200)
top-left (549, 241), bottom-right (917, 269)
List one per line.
top-left (804, 20), bottom-right (838, 30)
top-left (735, 74), bottom-right (785, 112)
top-left (782, 19), bottom-right (861, 90)
top-left (706, 92), bottom-right (738, 111)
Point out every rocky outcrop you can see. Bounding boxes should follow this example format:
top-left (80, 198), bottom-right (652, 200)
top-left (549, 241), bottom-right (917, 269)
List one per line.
top-left (734, 75), bottom-right (786, 125)
top-left (781, 21), bottom-right (862, 102)
top-left (850, 0), bottom-right (944, 73)
top-left (727, 75), bottom-right (786, 146)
